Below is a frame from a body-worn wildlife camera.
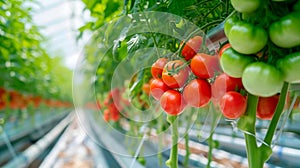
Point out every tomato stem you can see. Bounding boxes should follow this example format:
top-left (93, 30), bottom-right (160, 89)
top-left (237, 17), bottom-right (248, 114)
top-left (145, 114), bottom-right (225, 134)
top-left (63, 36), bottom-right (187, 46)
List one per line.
top-left (183, 133), bottom-right (190, 167)
top-left (137, 6), bottom-right (161, 58)
top-left (157, 113), bottom-right (164, 167)
top-left (258, 82), bottom-right (289, 162)
top-left (264, 82), bottom-right (289, 145)
top-left (206, 133), bottom-right (213, 168)
top-left (183, 108), bottom-right (195, 167)
top-left (240, 82), bottom-right (290, 168)
top-left (166, 115), bottom-right (178, 168)
top-left (238, 94), bottom-right (261, 168)
top-left (206, 101), bottom-right (222, 167)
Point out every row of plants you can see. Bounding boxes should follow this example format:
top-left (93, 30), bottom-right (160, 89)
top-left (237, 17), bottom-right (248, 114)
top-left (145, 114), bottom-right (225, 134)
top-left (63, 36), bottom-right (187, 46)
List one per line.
top-left (79, 0), bottom-right (300, 168)
top-left (0, 0), bottom-right (73, 126)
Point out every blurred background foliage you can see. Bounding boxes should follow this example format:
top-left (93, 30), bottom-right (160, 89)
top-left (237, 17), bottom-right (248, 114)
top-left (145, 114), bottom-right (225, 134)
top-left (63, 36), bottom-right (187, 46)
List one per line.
top-left (0, 0), bottom-right (72, 101)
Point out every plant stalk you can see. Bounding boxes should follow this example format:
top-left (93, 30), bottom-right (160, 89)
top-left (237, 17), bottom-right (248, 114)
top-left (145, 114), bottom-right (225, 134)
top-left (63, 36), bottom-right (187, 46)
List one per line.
top-left (166, 115), bottom-right (178, 168)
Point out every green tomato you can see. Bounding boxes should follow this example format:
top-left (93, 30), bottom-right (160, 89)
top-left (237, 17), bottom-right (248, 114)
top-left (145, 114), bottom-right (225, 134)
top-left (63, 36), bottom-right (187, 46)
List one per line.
top-left (231, 0), bottom-right (261, 13)
top-left (224, 16), bottom-right (239, 37)
top-left (220, 48), bottom-right (255, 78)
top-left (269, 11), bottom-right (300, 48)
top-left (229, 21), bottom-right (268, 54)
top-left (242, 62), bottom-right (283, 97)
top-left (277, 52), bottom-right (300, 83)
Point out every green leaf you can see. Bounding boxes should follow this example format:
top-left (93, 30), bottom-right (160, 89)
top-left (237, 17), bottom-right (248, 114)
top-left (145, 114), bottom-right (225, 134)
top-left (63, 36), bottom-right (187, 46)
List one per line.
top-left (104, 0), bottom-right (120, 18)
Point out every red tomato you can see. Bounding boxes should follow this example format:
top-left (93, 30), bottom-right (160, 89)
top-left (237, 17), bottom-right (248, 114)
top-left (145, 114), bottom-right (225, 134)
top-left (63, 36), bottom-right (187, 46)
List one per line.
top-left (108, 103), bottom-right (118, 114)
top-left (211, 73), bottom-right (243, 101)
top-left (190, 53), bottom-right (220, 79)
top-left (160, 90), bottom-right (187, 116)
top-left (151, 58), bottom-right (168, 79)
top-left (9, 91), bottom-right (23, 109)
top-left (20, 97), bottom-right (28, 109)
top-left (162, 60), bottom-right (189, 88)
top-left (257, 95), bottom-right (279, 120)
top-left (111, 112), bottom-right (120, 121)
top-left (181, 36), bottom-right (203, 60)
top-left (0, 88), bottom-right (6, 110)
top-left (219, 91), bottom-right (247, 119)
top-left (142, 83), bottom-right (150, 95)
top-left (183, 79), bottom-right (211, 108)
top-left (107, 88), bottom-right (120, 101)
top-left (218, 43), bottom-right (231, 58)
top-left (103, 98), bottom-right (110, 106)
top-left (103, 109), bottom-right (111, 121)
top-left (150, 78), bottom-right (170, 100)
top-left (96, 100), bottom-right (101, 109)
top-left (107, 103), bottom-right (120, 121)
top-left (32, 96), bottom-right (42, 108)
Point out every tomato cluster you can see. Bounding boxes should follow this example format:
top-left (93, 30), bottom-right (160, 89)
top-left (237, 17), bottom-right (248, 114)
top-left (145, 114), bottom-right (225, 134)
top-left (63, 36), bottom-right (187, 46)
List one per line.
top-left (0, 87), bottom-right (72, 111)
top-left (149, 36), bottom-right (219, 116)
top-left (217, 0), bottom-right (300, 120)
top-left (102, 88), bottom-right (129, 122)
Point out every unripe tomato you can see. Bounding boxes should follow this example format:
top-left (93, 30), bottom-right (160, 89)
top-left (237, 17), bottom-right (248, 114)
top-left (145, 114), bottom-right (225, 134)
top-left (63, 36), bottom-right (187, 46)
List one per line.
top-left (151, 58), bottom-right (168, 79)
top-left (183, 79), bottom-right (211, 108)
top-left (160, 90), bottom-right (186, 116)
top-left (218, 43), bottom-right (231, 58)
top-left (224, 17), bottom-right (239, 37)
top-left (190, 53), bottom-right (220, 79)
top-left (211, 73), bottom-right (243, 101)
top-left (269, 11), bottom-right (300, 48)
top-left (231, 0), bottom-right (261, 13)
top-left (150, 78), bottom-right (170, 100)
top-left (229, 21), bottom-right (268, 54)
top-left (220, 48), bottom-right (255, 78)
top-left (277, 52), bottom-right (300, 83)
top-left (181, 36), bottom-right (203, 60)
top-left (257, 95), bottom-right (279, 120)
top-left (162, 60), bottom-right (189, 88)
top-left (219, 91), bottom-right (247, 119)
top-left (242, 62), bottom-right (283, 97)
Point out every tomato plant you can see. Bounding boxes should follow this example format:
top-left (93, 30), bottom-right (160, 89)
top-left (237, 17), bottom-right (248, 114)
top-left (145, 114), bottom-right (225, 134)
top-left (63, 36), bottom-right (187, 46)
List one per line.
top-left (160, 90), bottom-right (186, 116)
top-left (183, 78), bottom-right (211, 108)
top-left (78, 0), bottom-right (300, 167)
top-left (219, 91), bottom-right (247, 119)
top-left (190, 53), bottom-right (220, 79)
top-left (162, 60), bottom-right (189, 88)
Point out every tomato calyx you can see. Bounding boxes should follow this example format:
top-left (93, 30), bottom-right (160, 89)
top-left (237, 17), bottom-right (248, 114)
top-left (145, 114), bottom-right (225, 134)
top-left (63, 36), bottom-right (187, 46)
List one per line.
top-left (165, 60), bottom-right (190, 76)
